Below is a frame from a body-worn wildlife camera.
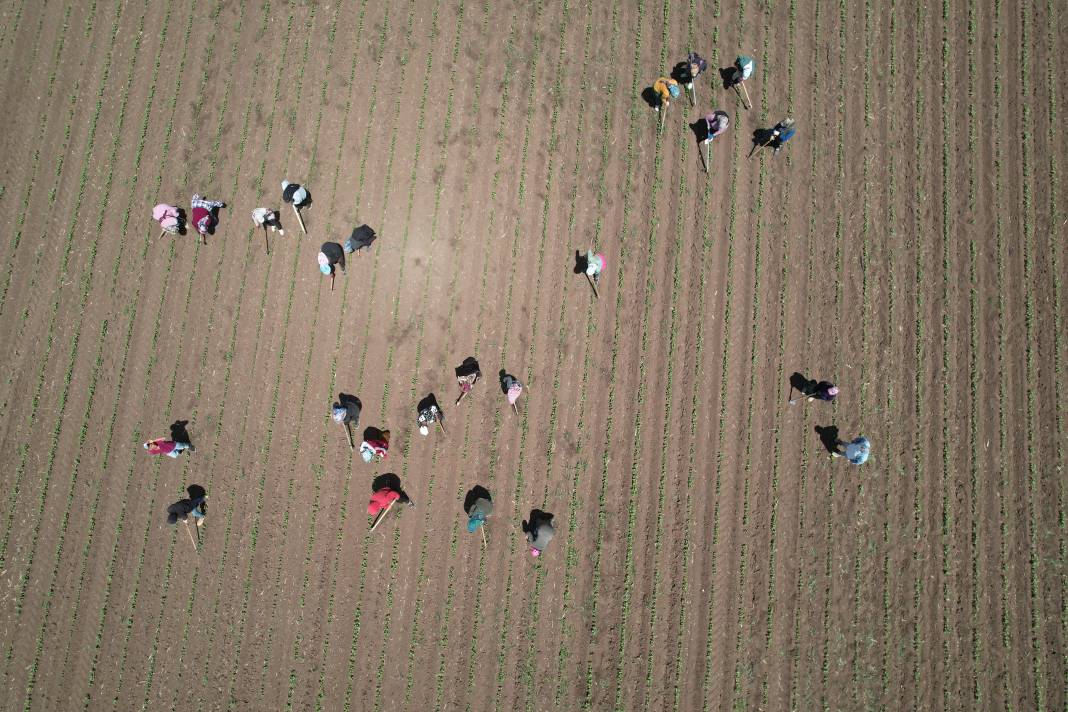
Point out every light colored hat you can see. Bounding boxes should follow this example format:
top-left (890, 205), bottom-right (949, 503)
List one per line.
top-left (143, 442), bottom-right (150, 449)
top-left (530, 548), bottom-right (541, 557)
top-left (320, 263), bottom-right (331, 275)
top-left (419, 425), bottom-right (429, 436)
top-left (828, 386), bottom-right (839, 395)
top-left (360, 448), bottom-right (373, 463)
top-left (281, 180), bottom-right (290, 189)
top-left (317, 252), bottom-right (329, 266)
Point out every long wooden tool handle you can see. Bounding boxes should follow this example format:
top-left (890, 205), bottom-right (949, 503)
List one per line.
top-left (345, 422), bottom-right (355, 450)
top-left (741, 81), bottom-right (753, 110)
top-left (184, 521), bottom-right (198, 551)
top-left (293, 204), bottom-right (307, 234)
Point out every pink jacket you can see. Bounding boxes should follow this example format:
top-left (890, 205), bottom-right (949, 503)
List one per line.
top-left (153, 204), bottom-right (180, 230)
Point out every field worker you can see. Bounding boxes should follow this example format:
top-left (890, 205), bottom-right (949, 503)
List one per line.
top-left (585, 250), bottom-right (606, 283)
top-left (500, 369), bottom-right (524, 413)
top-left (318, 241), bottom-right (345, 277)
top-left (190, 193), bottom-right (225, 239)
top-left (417, 401), bottom-right (443, 436)
top-left (730, 55), bottom-right (755, 86)
top-left (522, 510), bottom-right (555, 557)
top-left (251, 207), bottom-right (284, 235)
top-left (833, 436), bottom-right (871, 464)
top-left (455, 356), bottom-right (482, 404)
top-left (673, 52), bottom-right (708, 102)
top-left (367, 485), bottom-right (412, 515)
top-left (166, 485), bottom-right (207, 525)
top-left (704, 110), bottom-right (729, 143)
top-left (345, 224), bottom-right (377, 255)
top-left (359, 427), bottom-right (390, 463)
top-left (281, 180), bottom-right (309, 207)
top-left (790, 380), bottom-right (838, 405)
top-left (652, 76), bottom-right (681, 111)
top-left (153, 203), bottom-right (181, 235)
top-left (144, 436), bottom-right (193, 459)
top-left (466, 495), bottom-right (493, 533)
top-left (332, 393), bottom-right (361, 426)
top-left (770, 118), bottom-right (796, 155)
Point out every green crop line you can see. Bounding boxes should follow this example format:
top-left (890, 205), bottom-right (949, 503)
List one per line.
top-left (550, 0), bottom-right (604, 705)
top-left (1042, 0), bottom-right (1067, 698)
top-left (18, 0), bottom-right (163, 705)
top-left (670, 27), bottom-right (719, 712)
top-left (385, 0), bottom-right (477, 703)
top-left (0, 0), bottom-right (105, 569)
top-left (70, 2), bottom-right (199, 705)
top-left (2, 0), bottom-right (130, 644)
top-left (0, 2), bottom-right (74, 319)
top-left (336, 8), bottom-right (411, 710)
top-left (610, 1), bottom-right (672, 708)
top-left (579, 2), bottom-right (647, 709)
top-left (351, 0), bottom-right (418, 389)
top-left (908, 0), bottom-right (926, 706)
top-left (93, 0), bottom-right (251, 703)
top-left (1016, 3), bottom-right (1047, 708)
top-left (786, 0), bottom-right (823, 704)
top-left (937, 0), bottom-right (956, 709)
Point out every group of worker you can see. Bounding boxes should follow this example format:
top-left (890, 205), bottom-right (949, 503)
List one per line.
top-left (143, 48), bottom-right (870, 565)
top-left (652, 53), bottom-right (796, 160)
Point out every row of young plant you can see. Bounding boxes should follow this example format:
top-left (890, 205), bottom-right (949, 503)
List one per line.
top-left (0, 2), bottom-right (74, 323)
top-left (1043, 0), bottom-right (1067, 699)
top-left (18, 1), bottom-right (171, 706)
top-left (757, 0), bottom-right (799, 702)
top-left (484, 2), bottom-right (563, 708)
top-left (69, 1), bottom-right (204, 705)
top-left (160, 3), bottom-right (273, 706)
top-left (0, 0), bottom-right (102, 578)
top-left (550, 0), bottom-right (613, 705)
top-left (784, 0), bottom-right (828, 703)
top-left (107, 1), bottom-right (264, 706)
top-left (2, 0), bottom-right (129, 683)
top-left (989, 0), bottom-right (1015, 706)
top-left (507, 2), bottom-right (595, 708)
top-left (937, 0), bottom-right (959, 708)
top-left (374, 0), bottom-right (488, 705)
top-left (963, 0), bottom-right (984, 701)
top-left (728, 25), bottom-right (774, 708)
top-left (1016, 2), bottom-right (1048, 708)
top-left (909, 0), bottom-right (928, 705)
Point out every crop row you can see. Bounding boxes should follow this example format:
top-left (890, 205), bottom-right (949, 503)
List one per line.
top-left (19, 0), bottom-right (167, 706)
top-left (109, 0), bottom-right (256, 706)
top-left (3, 0), bottom-right (128, 673)
top-left (1042, 0), bottom-right (1067, 701)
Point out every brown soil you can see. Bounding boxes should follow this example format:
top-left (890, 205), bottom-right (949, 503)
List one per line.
top-left (0, 0), bottom-right (1065, 710)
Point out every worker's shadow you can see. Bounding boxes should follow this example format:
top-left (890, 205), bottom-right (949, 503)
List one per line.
top-left (814, 425), bottom-right (841, 455)
top-left (573, 250), bottom-right (589, 274)
top-left (689, 118), bottom-right (712, 144)
top-left (371, 473), bottom-right (410, 502)
top-left (718, 66), bottom-right (741, 89)
top-left (789, 372), bottom-right (816, 400)
top-left (416, 393), bottom-right (440, 415)
top-left (752, 127), bottom-right (779, 149)
top-left (463, 485), bottom-right (491, 514)
top-left (187, 483), bottom-right (206, 501)
top-left (175, 208), bottom-right (189, 235)
top-left (170, 419), bottom-right (193, 448)
top-left (669, 62), bottom-right (692, 85)
top-left (363, 425), bottom-right (387, 442)
top-left (640, 86), bottom-right (660, 110)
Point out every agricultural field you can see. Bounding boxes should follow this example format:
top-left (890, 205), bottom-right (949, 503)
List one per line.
top-left (0, 0), bottom-right (1065, 709)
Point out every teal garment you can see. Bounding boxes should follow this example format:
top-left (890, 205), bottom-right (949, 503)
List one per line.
top-left (467, 497), bottom-right (493, 532)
